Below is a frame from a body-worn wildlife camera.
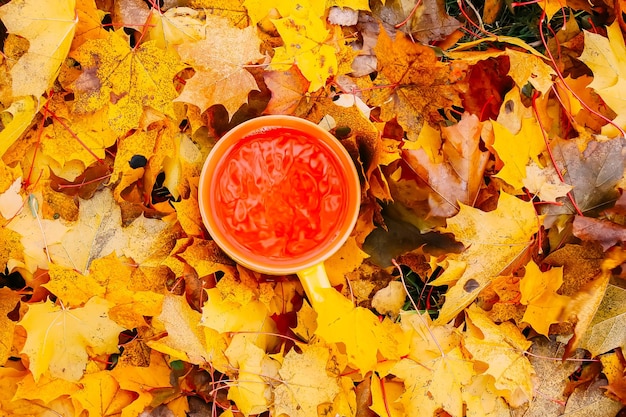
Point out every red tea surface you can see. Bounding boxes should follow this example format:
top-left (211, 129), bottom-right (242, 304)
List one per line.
top-left (212, 127), bottom-right (349, 260)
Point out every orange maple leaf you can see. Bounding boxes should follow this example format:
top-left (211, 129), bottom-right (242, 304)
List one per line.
top-left (175, 15), bottom-right (264, 117)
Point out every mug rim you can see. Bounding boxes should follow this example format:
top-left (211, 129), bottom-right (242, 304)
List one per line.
top-left (198, 115), bottom-right (361, 275)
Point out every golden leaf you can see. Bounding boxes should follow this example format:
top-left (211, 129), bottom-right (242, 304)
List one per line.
top-left (19, 296), bottom-right (125, 382)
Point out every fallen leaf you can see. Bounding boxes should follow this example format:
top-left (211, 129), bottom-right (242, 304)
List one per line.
top-left (69, 30), bottom-right (182, 134)
top-left (0, 0), bottom-right (77, 97)
top-left (572, 216), bottom-right (626, 251)
top-left (578, 21), bottom-right (626, 137)
top-left (370, 27), bottom-right (461, 140)
top-left (263, 66), bottom-right (310, 115)
top-left (543, 137), bottom-right (626, 219)
top-left (19, 296), bottom-right (125, 381)
top-left (400, 112), bottom-right (490, 218)
top-left (0, 287), bottom-right (21, 366)
top-left (72, 371), bottom-right (137, 417)
top-left (523, 161), bottom-right (573, 202)
top-left (175, 15), bottom-right (264, 117)
top-left (577, 284), bottom-right (626, 357)
top-left (0, 97), bottom-right (38, 158)
top-left (315, 288), bottom-right (384, 373)
top-left (431, 192), bottom-right (538, 324)
top-left (491, 117), bottom-right (546, 190)
top-left (519, 261), bottom-right (571, 337)
top-left (274, 344), bottom-right (342, 417)
top-left (270, 11), bottom-right (339, 91)
top-left (561, 377), bottom-right (622, 416)
top-left (464, 306), bottom-right (534, 407)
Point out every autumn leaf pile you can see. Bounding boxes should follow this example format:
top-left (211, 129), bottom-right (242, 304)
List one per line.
top-left (1, 0), bottom-right (626, 415)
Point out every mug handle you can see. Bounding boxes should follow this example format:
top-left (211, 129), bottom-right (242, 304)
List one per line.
top-left (297, 263), bottom-right (332, 307)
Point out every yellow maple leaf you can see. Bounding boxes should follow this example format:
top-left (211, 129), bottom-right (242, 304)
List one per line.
top-left (274, 344), bottom-right (342, 417)
top-left (43, 263), bottom-right (105, 307)
top-left (0, 0), bottom-right (77, 97)
top-left (48, 188), bottom-right (173, 274)
top-left (19, 296), bottom-right (125, 382)
top-left (148, 294), bottom-right (228, 368)
top-left (200, 286), bottom-right (278, 351)
top-left (314, 287), bottom-right (383, 373)
top-left (463, 306), bottom-right (534, 407)
top-left (69, 30), bottom-right (182, 134)
top-left (224, 338), bottom-right (280, 416)
top-left (492, 117), bottom-right (546, 190)
top-left (270, 13), bottom-right (339, 92)
top-left (391, 346), bottom-right (473, 417)
top-left (519, 260), bottom-right (570, 336)
top-left (72, 371), bottom-right (137, 417)
top-left (40, 99), bottom-right (117, 168)
top-left (175, 15), bottom-right (264, 117)
top-left (109, 350), bottom-right (174, 417)
top-left (146, 7), bottom-right (207, 51)
top-left (523, 161), bottom-right (573, 202)
top-left (431, 192), bottom-right (538, 324)
top-left (578, 21), bottom-right (626, 137)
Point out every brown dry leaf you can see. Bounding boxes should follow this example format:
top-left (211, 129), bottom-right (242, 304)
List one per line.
top-left (401, 112), bottom-right (489, 218)
top-left (175, 15), bottom-right (265, 117)
top-left (263, 66), bottom-right (310, 115)
top-left (370, 27), bottom-right (462, 141)
top-left (431, 192), bottom-right (538, 324)
top-left (572, 216), bottom-right (626, 251)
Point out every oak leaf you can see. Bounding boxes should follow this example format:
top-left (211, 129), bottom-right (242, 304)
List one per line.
top-left (175, 15), bottom-right (264, 117)
top-left (431, 192), bottom-right (538, 324)
top-left (69, 30), bottom-right (182, 134)
top-left (0, 0), bottom-right (77, 97)
top-left (519, 261), bottom-right (571, 336)
top-left (19, 296), bottom-right (125, 381)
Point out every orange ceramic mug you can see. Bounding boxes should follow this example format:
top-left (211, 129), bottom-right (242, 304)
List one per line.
top-left (198, 115), bottom-right (361, 307)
